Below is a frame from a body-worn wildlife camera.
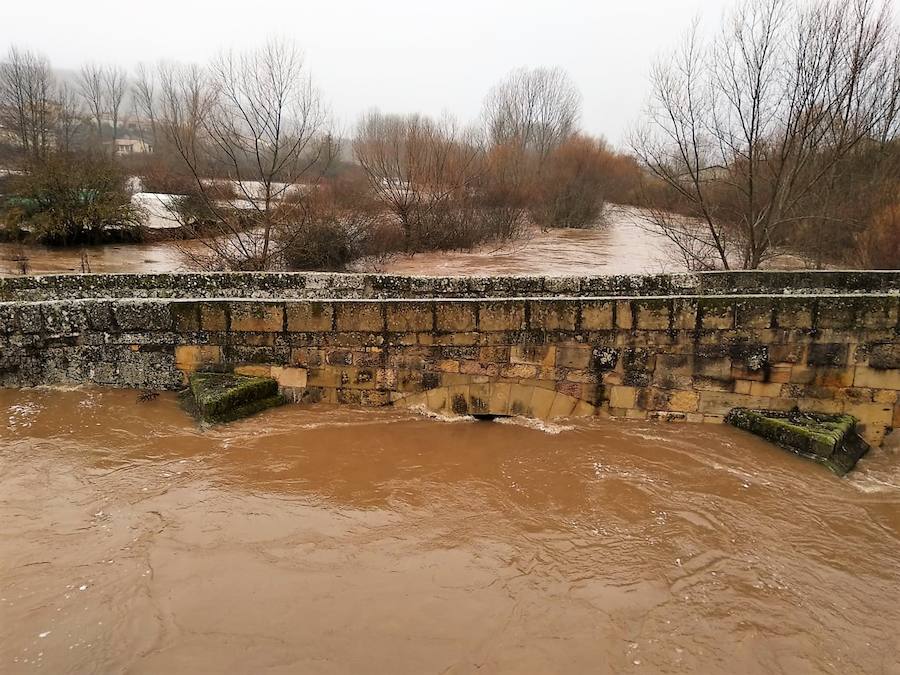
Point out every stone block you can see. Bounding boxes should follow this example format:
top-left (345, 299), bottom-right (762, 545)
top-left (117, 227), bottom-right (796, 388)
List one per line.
top-left (234, 365), bottom-right (272, 378)
top-left (615, 300), bottom-right (633, 329)
top-left (873, 389), bottom-right (898, 404)
top-left (171, 302), bottom-right (200, 332)
top-left (335, 303), bottom-right (384, 332)
top-left (768, 363), bottom-right (793, 383)
top-left (500, 363), bottom-right (538, 379)
top-left (85, 302), bottom-right (115, 332)
top-left (479, 302), bottom-right (525, 331)
top-left (271, 366), bottom-right (308, 388)
top-left (361, 390), bottom-right (391, 407)
top-left (672, 298), bottom-right (698, 330)
top-left (694, 356), bottom-right (731, 380)
top-left (460, 361), bottom-right (499, 377)
top-left (855, 297), bottom-right (898, 329)
top-left (734, 379), bottom-right (752, 394)
top-left (591, 346), bottom-right (619, 372)
top-left (735, 299), bottom-right (773, 329)
top-left (436, 303), bottom-right (477, 332)
top-left (307, 366), bottom-right (343, 388)
top-left (774, 298), bottom-right (815, 329)
top-left (853, 366), bottom-right (900, 390)
top-left (386, 302), bottom-right (433, 332)
top-left (868, 343), bottom-right (900, 370)
top-left (529, 387), bottom-right (557, 418)
top-left (115, 301), bottom-right (172, 331)
top-left (286, 302), bottom-right (333, 332)
top-left (175, 345), bottom-right (222, 373)
top-left (508, 384), bottom-right (536, 415)
top-left (199, 303), bottom-right (228, 331)
top-left (816, 298), bottom-right (856, 329)
top-left (548, 391), bottom-right (578, 417)
top-left (843, 401), bottom-right (895, 444)
top-left (749, 381), bottom-right (783, 398)
top-left (699, 298), bottom-right (734, 329)
top-left (667, 390), bottom-right (700, 412)
top-left (769, 343), bottom-right (806, 364)
top-left (426, 387), bottom-right (450, 413)
top-left (580, 301), bottom-right (614, 330)
top-left (556, 344), bottom-right (592, 369)
top-left (571, 400), bottom-right (596, 417)
top-left (489, 382), bottom-right (511, 416)
top-left (530, 300), bottom-right (578, 331)
top-left (791, 365), bottom-right (854, 388)
top-left (807, 343), bottom-right (849, 367)
top-left (230, 303), bottom-right (284, 332)
top-left (698, 391), bottom-right (771, 416)
top-left (608, 385), bottom-right (638, 409)
top-left (510, 344), bottom-right (556, 367)
top-left (633, 299), bottom-right (671, 330)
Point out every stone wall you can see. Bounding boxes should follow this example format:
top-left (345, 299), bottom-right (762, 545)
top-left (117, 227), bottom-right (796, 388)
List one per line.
top-left (1, 272), bottom-right (898, 445)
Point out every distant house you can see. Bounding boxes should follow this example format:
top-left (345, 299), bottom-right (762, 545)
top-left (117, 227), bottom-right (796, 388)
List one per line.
top-left (110, 138), bottom-right (153, 156)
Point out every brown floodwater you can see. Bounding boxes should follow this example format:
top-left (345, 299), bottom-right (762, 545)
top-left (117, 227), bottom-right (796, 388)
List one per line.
top-left (0, 207), bottom-right (680, 277)
top-left (1, 388), bottom-right (898, 674)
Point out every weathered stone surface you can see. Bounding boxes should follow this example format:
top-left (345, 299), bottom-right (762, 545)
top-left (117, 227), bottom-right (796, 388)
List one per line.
top-left (184, 372), bottom-right (284, 423)
top-left (725, 408), bottom-right (870, 475)
top-left (286, 302), bottom-right (333, 332)
top-left (230, 303), bottom-right (284, 332)
top-left (868, 343), bottom-right (900, 370)
top-left (1, 271), bottom-right (897, 447)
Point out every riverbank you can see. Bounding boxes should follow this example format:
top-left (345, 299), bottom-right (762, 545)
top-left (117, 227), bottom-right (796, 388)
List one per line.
top-left (2, 387), bottom-right (898, 673)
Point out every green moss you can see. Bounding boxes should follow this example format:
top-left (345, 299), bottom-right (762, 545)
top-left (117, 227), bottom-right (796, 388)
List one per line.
top-left (185, 372), bottom-right (285, 424)
top-left (725, 408), bottom-right (869, 475)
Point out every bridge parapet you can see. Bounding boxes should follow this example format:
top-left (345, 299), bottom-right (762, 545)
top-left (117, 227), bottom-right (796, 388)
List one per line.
top-left (1, 272), bottom-right (897, 445)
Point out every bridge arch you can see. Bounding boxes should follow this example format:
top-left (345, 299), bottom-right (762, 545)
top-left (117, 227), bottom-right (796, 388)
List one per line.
top-left (394, 382), bottom-right (597, 420)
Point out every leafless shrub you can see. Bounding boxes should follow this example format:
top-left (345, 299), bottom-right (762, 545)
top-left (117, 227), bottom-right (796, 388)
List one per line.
top-left (529, 134), bottom-right (611, 229)
top-left (353, 111), bottom-right (483, 252)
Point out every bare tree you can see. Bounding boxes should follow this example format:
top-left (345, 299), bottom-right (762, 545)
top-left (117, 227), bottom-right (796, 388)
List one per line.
top-left (353, 111), bottom-right (482, 251)
top-left (55, 82), bottom-right (81, 153)
top-left (482, 67), bottom-right (582, 159)
top-left (77, 63), bottom-right (128, 153)
top-left (79, 63), bottom-right (106, 146)
top-left (104, 66), bottom-right (128, 150)
top-left (0, 46), bottom-right (56, 159)
top-left (632, 0), bottom-right (900, 270)
top-left (137, 39), bottom-right (334, 270)
top-left (480, 67), bottom-right (591, 231)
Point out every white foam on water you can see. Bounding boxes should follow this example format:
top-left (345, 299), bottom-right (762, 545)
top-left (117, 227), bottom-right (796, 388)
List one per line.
top-left (406, 405), bottom-right (476, 424)
top-left (496, 416), bottom-right (575, 435)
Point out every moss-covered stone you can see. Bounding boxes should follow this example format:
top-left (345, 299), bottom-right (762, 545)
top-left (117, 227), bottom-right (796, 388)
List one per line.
top-left (183, 372), bottom-right (285, 424)
top-left (725, 407), bottom-right (869, 475)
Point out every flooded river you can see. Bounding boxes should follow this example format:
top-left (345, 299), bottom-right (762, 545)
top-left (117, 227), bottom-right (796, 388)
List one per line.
top-left (2, 388), bottom-right (898, 673)
top-left (0, 207), bottom-right (678, 277)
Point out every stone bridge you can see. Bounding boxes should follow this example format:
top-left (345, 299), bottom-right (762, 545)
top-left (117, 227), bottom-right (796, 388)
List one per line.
top-left (1, 271), bottom-right (898, 444)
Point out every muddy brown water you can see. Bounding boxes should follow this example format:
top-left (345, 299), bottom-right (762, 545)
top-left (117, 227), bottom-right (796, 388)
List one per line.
top-left (2, 388), bottom-right (898, 674)
top-left (0, 208), bottom-right (677, 277)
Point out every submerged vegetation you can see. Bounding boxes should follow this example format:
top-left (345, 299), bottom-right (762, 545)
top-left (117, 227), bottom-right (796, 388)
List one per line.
top-left (0, 152), bottom-right (144, 245)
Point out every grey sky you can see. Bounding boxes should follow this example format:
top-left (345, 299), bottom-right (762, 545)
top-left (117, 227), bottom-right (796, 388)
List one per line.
top-left (2, 0), bottom-right (897, 146)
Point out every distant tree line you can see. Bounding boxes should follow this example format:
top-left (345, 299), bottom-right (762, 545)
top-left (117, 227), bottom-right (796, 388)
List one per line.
top-left (0, 0), bottom-right (898, 270)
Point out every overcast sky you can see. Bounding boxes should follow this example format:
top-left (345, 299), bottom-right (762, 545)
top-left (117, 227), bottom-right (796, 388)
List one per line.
top-left (2, 0), bottom-right (897, 146)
